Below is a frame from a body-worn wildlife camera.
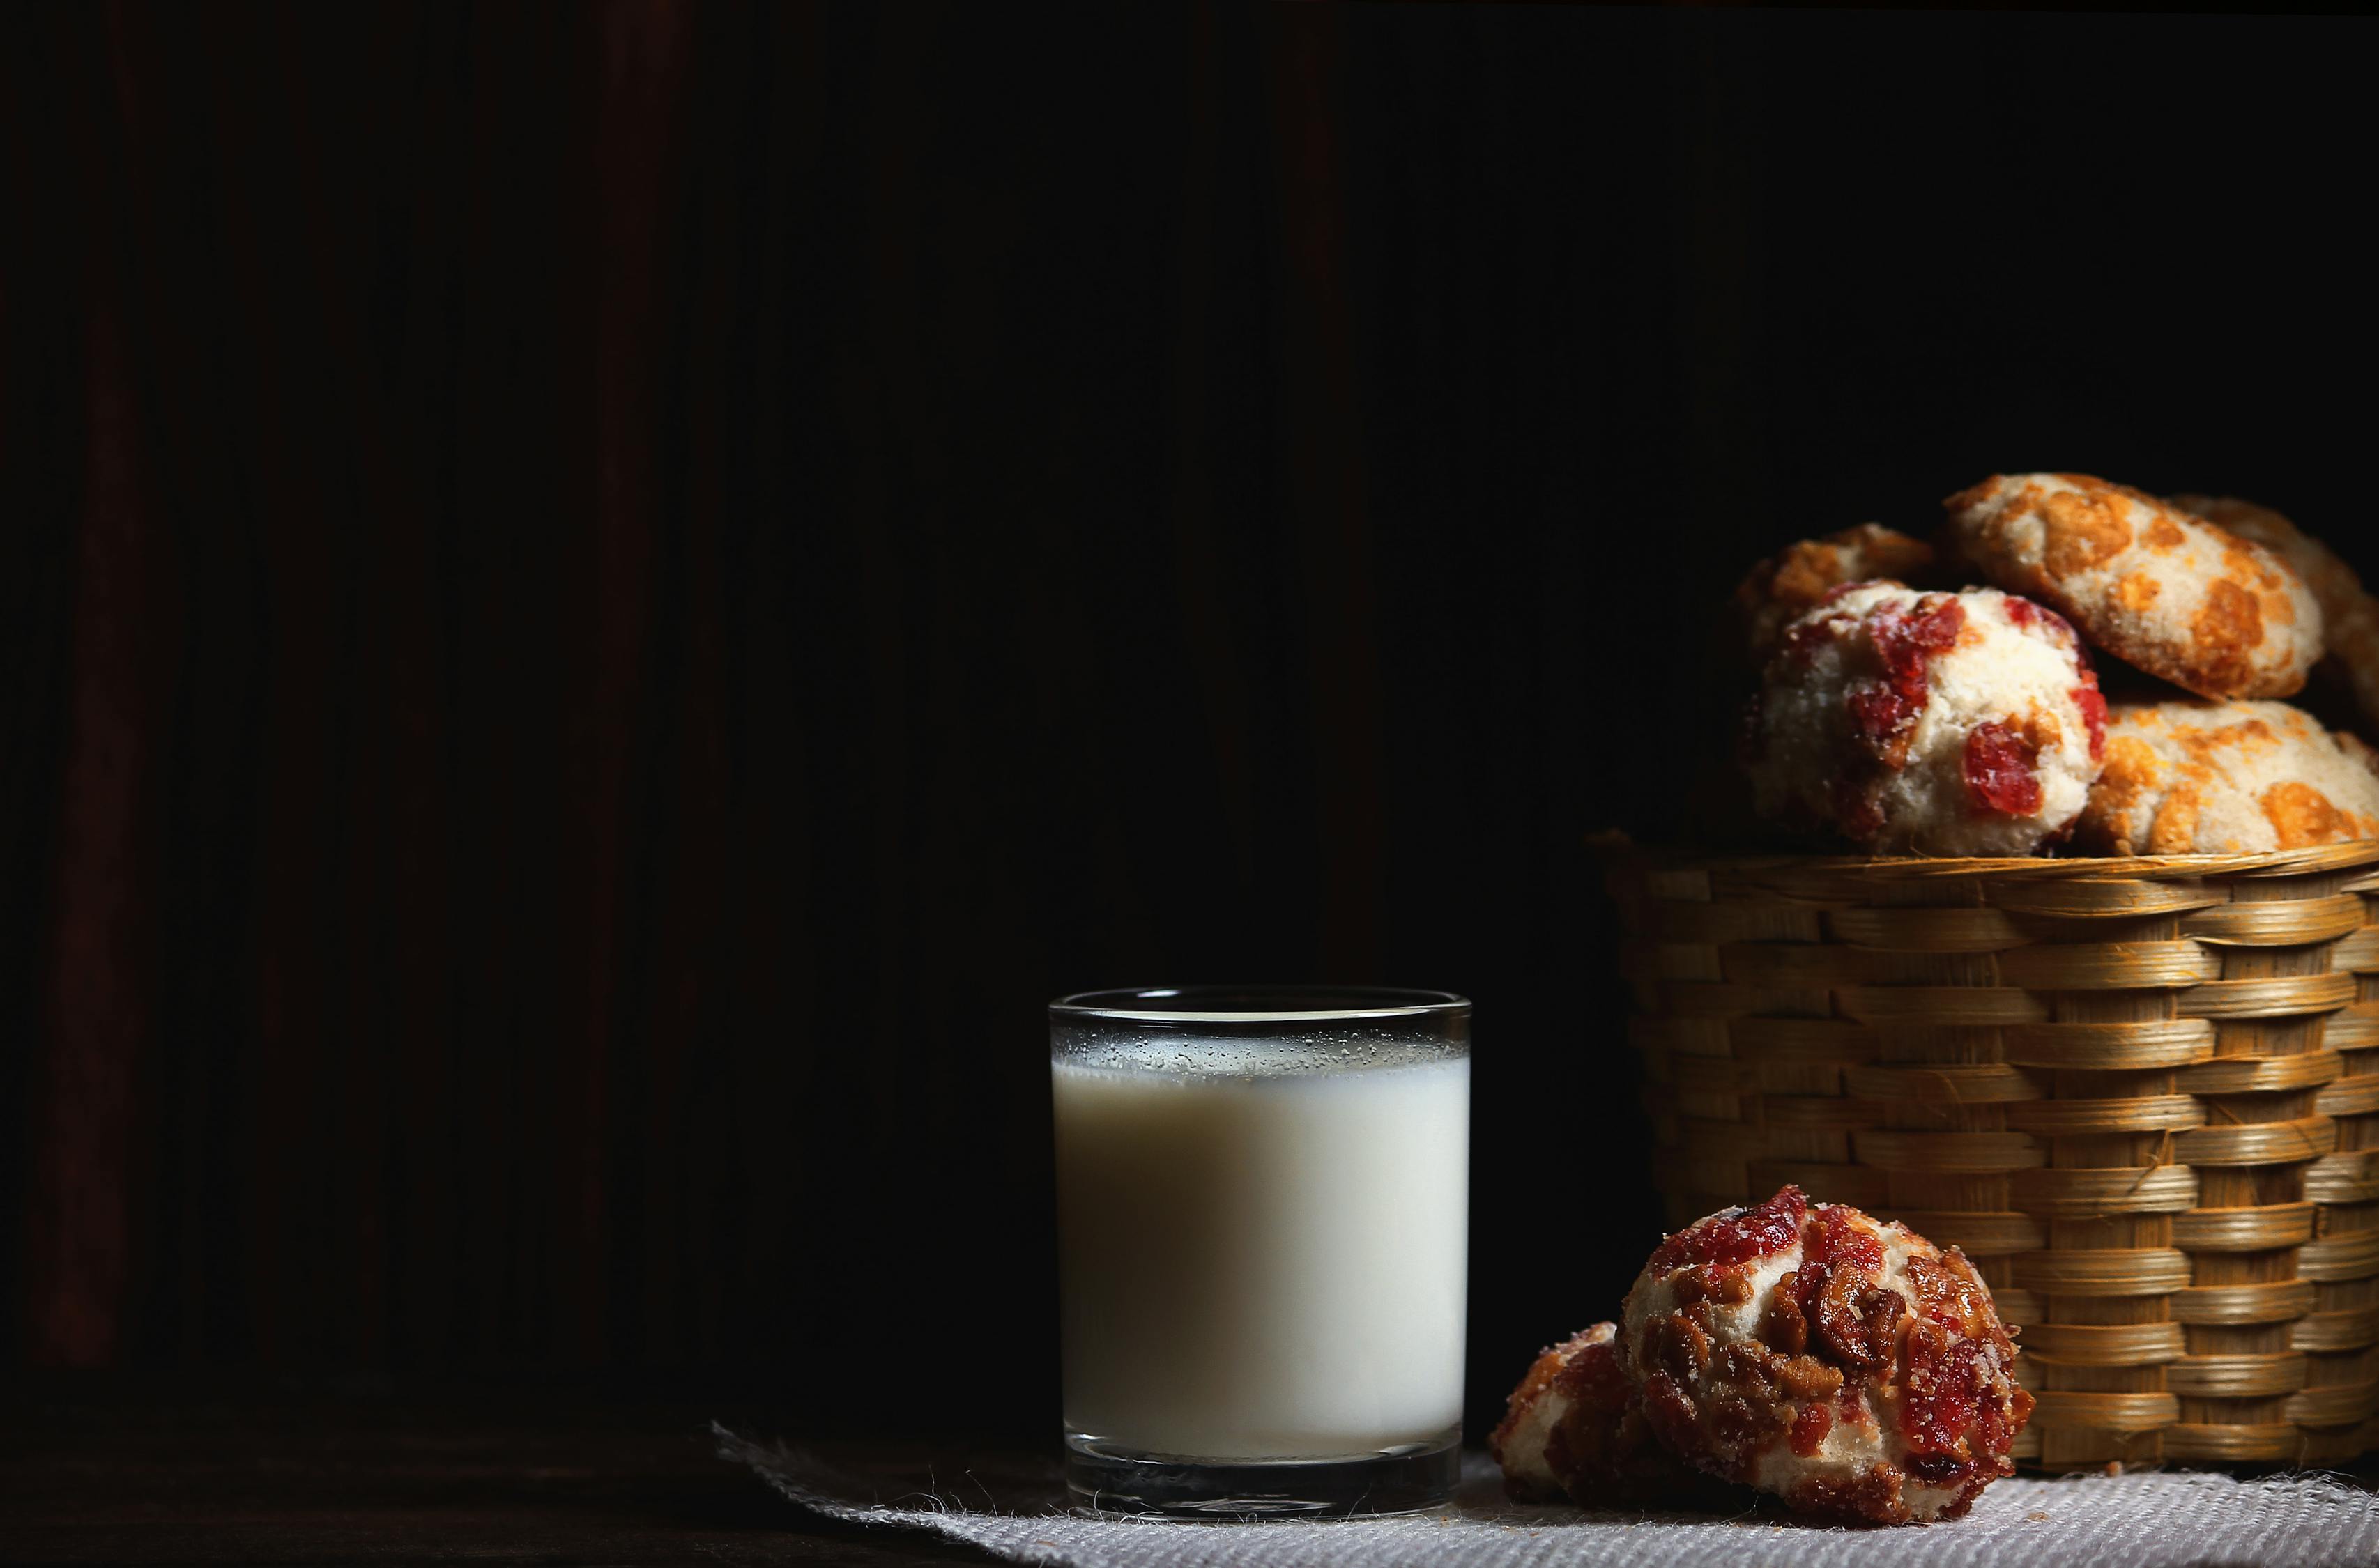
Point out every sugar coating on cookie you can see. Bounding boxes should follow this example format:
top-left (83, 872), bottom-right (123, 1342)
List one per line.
top-left (1732, 524), bottom-right (1938, 665)
top-left (1744, 582), bottom-right (2107, 855)
top-left (1621, 1187), bottom-right (2030, 1525)
top-left (2178, 493), bottom-right (2379, 735)
top-left (1490, 1323), bottom-right (1724, 1508)
top-left (1943, 473), bottom-right (2321, 700)
top-left (2072, 699), bottom-right (2379, 856)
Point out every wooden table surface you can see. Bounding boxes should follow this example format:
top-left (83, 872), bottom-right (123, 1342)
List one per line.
top-left (17, 1381), bottom-right (2379, 1567)
top-left (1, 1381), bottom-right (1011, 1567)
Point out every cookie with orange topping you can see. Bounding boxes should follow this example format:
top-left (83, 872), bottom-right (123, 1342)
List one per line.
top-left (1732, 524), bottom-right (1938, 666)
top-left (2176, 493), bottom-right (2379, 735)
top-left (1621, 1187), bottom-right (2030, 1525)
top-left (1942, 473), bottom-right (2320, 700)
top-left (2072, 699), bottom-right (2379, 856)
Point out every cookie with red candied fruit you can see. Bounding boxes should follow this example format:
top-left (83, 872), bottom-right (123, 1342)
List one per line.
top-left (1490, 1323), bottom-right (1734, 1509)
top-left (2072, 699), bottom-right (2379, 856)
top-left (1744, 582), bottom-right (2107, 854)
top-left (1943, 473), bottom-right (2320, 700)
top-left (1621, 1187), bottom-right (2032, 1525)
top-left (1731, 524), bottom-right (1939, 666)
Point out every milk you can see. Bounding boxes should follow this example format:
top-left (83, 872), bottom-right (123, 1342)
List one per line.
top-left (1052, 1039), bottom-right (1469, 1460)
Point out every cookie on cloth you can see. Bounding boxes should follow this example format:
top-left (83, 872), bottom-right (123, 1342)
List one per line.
top-left (1490, 1323), bottom-right (1731, 1509)
top-left (1743, 582), bottom-right (2106, 855)
top-left (1942, 472), bottom-right (2320, 700)
top-left (1732, 524), bottom-right (1938, 665)
top-left (2072, 698), bottom-right (2379, 856)
top-left (1621, 1187), bottom-right (2030, 1525)
top-left (2175, 493), bottom-right (2379, 735)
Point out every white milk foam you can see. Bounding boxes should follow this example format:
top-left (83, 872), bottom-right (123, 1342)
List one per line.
top-left (1053, 1038), bottom-right (1469, 1459)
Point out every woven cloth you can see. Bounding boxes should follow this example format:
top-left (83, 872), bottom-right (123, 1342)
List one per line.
top-left (718, 1429), bottom-right (2379, 1568)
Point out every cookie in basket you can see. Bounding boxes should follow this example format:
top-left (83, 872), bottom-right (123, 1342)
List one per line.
top-left (2072, 698), bottom-right (2379, 855)
top-left (1743, 582), bottom-right (2106, 855)
top-left (1622, 1186), bottom-right (2030, 1525)
top-left (1942, 472), bottom-right (2320, 700)
top-left (1731, 524), bottom-right (1938, 665)
top-left (2175, 493), bottom-right (2379, 734)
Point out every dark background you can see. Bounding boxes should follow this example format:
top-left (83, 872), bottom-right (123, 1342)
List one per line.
top-left (4, 3), bottom-right (2374, 1449)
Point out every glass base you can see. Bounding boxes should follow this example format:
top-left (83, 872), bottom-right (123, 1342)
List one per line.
top-left (1062, 1430), bottom-right (1461, 1518)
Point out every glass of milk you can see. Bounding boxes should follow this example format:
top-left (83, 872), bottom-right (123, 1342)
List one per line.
top-left (1050, 986), bottom-right (1469, 1516)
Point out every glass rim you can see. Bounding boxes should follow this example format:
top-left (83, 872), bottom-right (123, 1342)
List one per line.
top-left (1048, 985), bottom-right (1469, 1023)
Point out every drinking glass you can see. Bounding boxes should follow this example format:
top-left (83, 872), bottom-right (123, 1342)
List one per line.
top-left (1050, 985), bottom-right (1470, 1516)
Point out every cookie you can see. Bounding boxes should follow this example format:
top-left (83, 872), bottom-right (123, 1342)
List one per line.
top-left (1732, 525), bottom-right (1938, 665)
top-left (1942, 472), bottom-right (2320, 700)
top-left (1621, 1187), bottom-right (2030, 1525)
top-left (1744, 583), bottom-right (2106, 855)
top-left (2176, 493), bottom-right (2379, 734)
top-left (1490, 1323), bottom-right (1730, 1509)
top-left (2072, 698), bottom-right (2379, 855)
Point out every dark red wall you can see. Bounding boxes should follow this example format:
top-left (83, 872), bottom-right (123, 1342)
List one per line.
top-left (6, 3), bottom-right (2373, 1440)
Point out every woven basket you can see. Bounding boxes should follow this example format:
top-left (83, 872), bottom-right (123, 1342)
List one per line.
top-left (1609, 840), bottom-right (2379, 1471)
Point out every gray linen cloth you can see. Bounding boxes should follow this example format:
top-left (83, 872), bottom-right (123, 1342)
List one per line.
top-left (718, 1427), bottom-right (2379, 1568)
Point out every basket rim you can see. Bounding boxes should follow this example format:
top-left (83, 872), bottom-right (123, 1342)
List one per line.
top-left (1593, 835), bottom-right (2379, 882)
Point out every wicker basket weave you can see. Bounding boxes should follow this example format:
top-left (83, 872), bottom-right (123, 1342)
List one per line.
top-left (1609, 840), bottom-right (2379, 1471)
